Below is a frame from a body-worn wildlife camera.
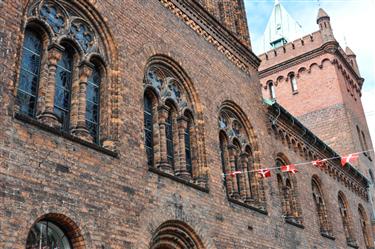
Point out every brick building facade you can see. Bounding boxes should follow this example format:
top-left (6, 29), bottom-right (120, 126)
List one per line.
top-left (0, 0), bottom-right (374, 249)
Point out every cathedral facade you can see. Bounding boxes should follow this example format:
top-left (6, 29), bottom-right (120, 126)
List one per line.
top-left (0, 0), bottom-right (374, 248)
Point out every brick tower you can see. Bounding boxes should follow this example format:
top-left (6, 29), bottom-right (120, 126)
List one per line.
top-left (259, 4), bottom-right (375, 227)
top-left (196, 0), bottom-right (251, 47)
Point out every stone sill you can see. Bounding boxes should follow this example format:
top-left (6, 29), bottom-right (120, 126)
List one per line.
top-left (14, 112), bottom-right (118, 158)
top-left (285, 218), bottom-right (304, 229)
top-left (148, 167), bottom-right (209, 193)
top-left (228, 197), bottom-right (268, 215)
top-left (321, 232), bottom-right (335, 240)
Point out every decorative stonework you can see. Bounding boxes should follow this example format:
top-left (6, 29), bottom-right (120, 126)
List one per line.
top-left (267, 103), bottom-right (369, 201)
top-left (158, 0), bottom-right (260, 75)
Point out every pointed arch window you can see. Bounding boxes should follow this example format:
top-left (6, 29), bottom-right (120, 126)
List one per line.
top-left (54, 45), bottom-right (74, 130)
top-left (218, 108), bottom-right (263, 209)
top-left (312, 177), bottom-right (333, 238)
top-left (359, 205), bottom-right (372, 248)
top-left (86, 66), bottom-right (101, 143)
top-left (144, 94), bottom-right (154, 167)
top-left (166, 109), bottom-right (175, 169)
top-left (185, 119), bottom-right (193, 174)
top-left (338, 193), bottom-right (357, 246)
top-left (276, 158), bottom-right (302, 226)
top-left (17, 29), bottom-right (43, 117)
top-left (143, 61), bottom-right (206, 187)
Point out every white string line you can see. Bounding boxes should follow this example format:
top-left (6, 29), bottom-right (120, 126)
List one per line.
top-left (222, 148), bottom-right (374, 177)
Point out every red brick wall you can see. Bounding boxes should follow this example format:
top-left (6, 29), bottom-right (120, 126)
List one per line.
top-left (0, 1), bottom-right (373, 249)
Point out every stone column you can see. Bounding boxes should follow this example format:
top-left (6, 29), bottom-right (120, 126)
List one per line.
top-left (176, 116), bottom-right (190, 179)
top-left (239, 152), bottom-right (250, 200)
top-left (71, 61), bottom-right (93, 142)
top-left (156, 105), bottom-right (172, 173)
top-left (38, 44), bottom-right (64, 127)
top-left (228, 145), bottom-right (239, 198)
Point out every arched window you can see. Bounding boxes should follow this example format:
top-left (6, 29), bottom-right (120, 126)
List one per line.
top-left (338, 193), bottom-right (356, 246)
top-left (358, 204), bottom-right (372, 248)
top-left (86, 65), bottom-right (101, 143)
top-left (312, 177), bottom-right (333, 237)
top-left (17, 29), bottom-right (43, 117)
top-left (276, 157), bottom-right (302, 225)
top-left (219, 107), bottom-right (262, 207)
top-left (144, 93), bottom-right (154, 167)
top-left (54, 45), bottom-right (74, 130)
top-left (17, 0), bottom-right (116, 147)
top-left (166, 107), bottom-right (175, 169)
top-left (26, 220), bottom-right (71, 249)
top-left (185, 118), bottom-right (193, 174)
top-left (268, 81), bottom-right (276, 99)
top-left (143, 60), bottom-right (206, 185)
top-left (290, 73), bottom-right (298, 93)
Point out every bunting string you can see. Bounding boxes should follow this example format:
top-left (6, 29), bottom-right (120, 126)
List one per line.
top-left (222, 148), bottom-right (374, 178)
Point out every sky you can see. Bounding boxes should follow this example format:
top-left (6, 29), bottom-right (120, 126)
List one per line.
top-left (244, 0), bottom-right (375, 148)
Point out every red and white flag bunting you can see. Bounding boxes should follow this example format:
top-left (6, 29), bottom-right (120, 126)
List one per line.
top-left (281, 164), bottom-right (298, 174)
top-left (312, 159), bottom-right (327, 168)
top-left (341, 154), bottom-right (359, 167)
top-left (258, 169), bottom-right (271, 178)
top-left (229, 171), bottom-right (242, 177)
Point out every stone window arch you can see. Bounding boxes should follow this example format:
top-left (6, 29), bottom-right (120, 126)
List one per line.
top-left (218, 102), bottom-right (265, 209)
top-left (143, 56), bottom-right (207, 187)
top-left (358, 204), bottom-right (373, 248)
top-left (26, 213), bottom-right (85, 249)
top-left (275, 156), bottom-right (303, 225)
top-left (311, 176), bottom-right (333, 238)
top-left (338, 192), bottom-right (357, 246)
top-left (16, 0), bottom-right (118, 148)
top-left (150, 220), bottom-right (205, 249)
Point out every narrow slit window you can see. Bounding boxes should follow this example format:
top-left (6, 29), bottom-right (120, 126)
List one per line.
top-left (54, 46), bottom-right (74, 130)
top-left (185, 121), bottom-right (192, 174)
top-left (17, 29), bottom-right (42, 117)
top-left (86, 66), bottom-right (101, 143)
top-left (166, 110), bottom-right (175, 168)
top-left (144, 95), bottom-right (154, 166)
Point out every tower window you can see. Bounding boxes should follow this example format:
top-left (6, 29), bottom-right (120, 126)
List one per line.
top-left (268, 81), bottom-right (276, 99)
top-left (290, 74), bottom-right (298, 93)
top-left (86, 66), bottom-right (101, 143)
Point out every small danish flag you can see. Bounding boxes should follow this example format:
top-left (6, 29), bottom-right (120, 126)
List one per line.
top-left (258, 168), bottom-right (271, 178)
top-left (229, 170), bottom-right (242, 177)
top-left (341, 154), bottom-right (359, 167)
top-left (312, 159), bottom-right (326, 168)
top-left (281, 164), bottom-right (298, 174)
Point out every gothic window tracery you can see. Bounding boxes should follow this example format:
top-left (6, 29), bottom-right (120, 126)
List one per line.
top-left (312, 177), bottom-right (333, 237)
top-left (219, 108), bottom-right (262, 206)
top-left (143, 61), bottom-right (206, 186)
top-left (276, 158), bottom-right (302, 225)
top-left (16, 0), bottom-right (112, 146)
top-left (338, 193), bottom-right (356, 245)
top-left (358, 204), bottom-right (372, 248)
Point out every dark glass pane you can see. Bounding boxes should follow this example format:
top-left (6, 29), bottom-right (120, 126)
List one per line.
top-left (54, 48), bottom-right (73, 129)
top-left (85, 102), bottom-right (99, 122)
top-left (19, 70), bottom-right (39, 93)
top-left (144, 96), bottom-right (154, 166)
top-left (17, 30), bottom-right (42, 117)
top-left (26, 221), bottom-right (71, 249)
top-left (17, 91), bottom-right (36, 116)
top-left (185, 126), bottom-right (192, 174)
top-left (166, 113), bottom-right (174, 167)
top-left (86, 67), bottom-right (101, 143)
top-left (40, 4), bottom-right (64, 33)
top-left (21, 49), bottom-right (41, 75)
